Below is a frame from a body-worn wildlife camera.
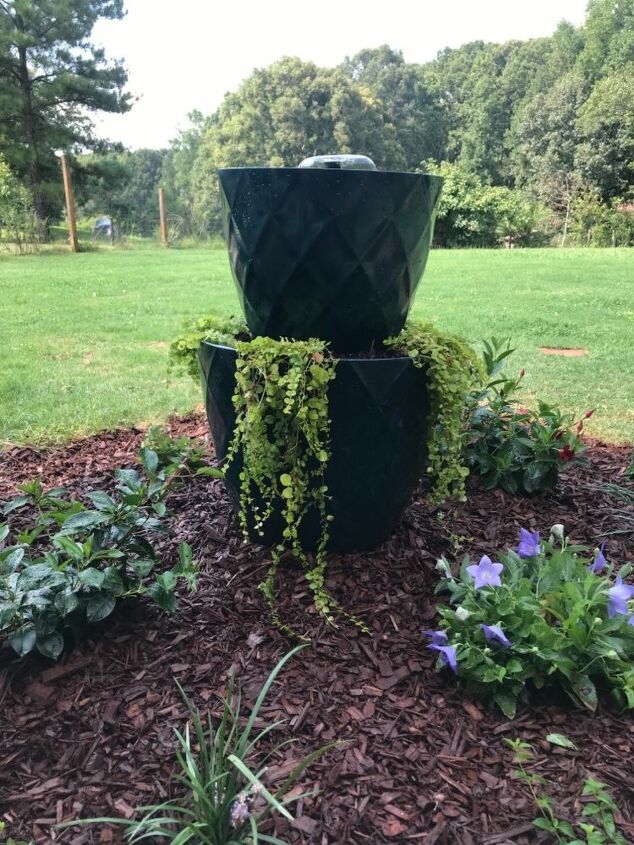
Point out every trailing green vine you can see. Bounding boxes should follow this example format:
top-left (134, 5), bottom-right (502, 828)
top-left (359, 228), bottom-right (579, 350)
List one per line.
top-left (170, 314), bottom-right (481, 628)
top-left (224, 336), bottom-right (340, 628)
top-left (168, 314), bottom-right (249, 380)
top-left (384, 319), bottom-right (483, 503)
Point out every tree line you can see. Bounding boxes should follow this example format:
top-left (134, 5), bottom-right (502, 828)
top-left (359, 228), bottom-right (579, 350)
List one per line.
top-left (1, 0), bottom-right (633, 247)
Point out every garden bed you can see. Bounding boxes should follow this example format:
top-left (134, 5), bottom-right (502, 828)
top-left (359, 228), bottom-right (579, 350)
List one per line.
top-left (0, 413), bottom-right (632, 844)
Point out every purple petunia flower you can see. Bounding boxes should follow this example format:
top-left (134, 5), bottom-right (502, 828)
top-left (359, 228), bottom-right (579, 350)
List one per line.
top-left (467, 555), bottom-right (504, 589)
top-left (428, 643), bottom-right (458, 672)
top-left (517, 528), bottom-right (541, 558)
top-left (607, 576), bottom-right (634, 618)
top-left (588, 543), bottom-right (608, 574)
top-left (480, 623), bottom-right (512, 648)
top-left (230, 796), bottom-right (250, 828)
top-left (422, 629), bottom-right (449, 645)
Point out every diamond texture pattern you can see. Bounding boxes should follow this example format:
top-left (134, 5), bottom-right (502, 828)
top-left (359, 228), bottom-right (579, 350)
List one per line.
top-left (199, 343), bottom-right (430, 553)
top-left (219, 167), bottom-right (442, 351)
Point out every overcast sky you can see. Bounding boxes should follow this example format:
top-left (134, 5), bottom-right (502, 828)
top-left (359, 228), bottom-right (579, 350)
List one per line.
top-left (92, 0), bottom-right (589, 150)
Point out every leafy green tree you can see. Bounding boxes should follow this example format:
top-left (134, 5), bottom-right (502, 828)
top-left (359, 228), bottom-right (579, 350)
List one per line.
top-left (161, 111), bottom-right (209, 238)
top-left (576, 63), bottom-right (634, 200)
top-left (510, 73), bottom-right (590, 243)
top-left (342, 45), bottom-right (449, 167)
top-left (0, 152), bottom-right (37, 249)
top-left (76, 148), bottom-right (165, 236)
top-left (578, 0), bottom-right (634, 81)
top-left (189, 57), bottom-right (391, 236)
top-left (0, 0), bottom-right (130, 223)
top-left (422, 160), bottom-right (543, 247)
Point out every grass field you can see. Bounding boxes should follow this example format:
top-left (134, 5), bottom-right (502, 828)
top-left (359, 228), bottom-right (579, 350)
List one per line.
top-left (1, 246), bottom-right (632, 446)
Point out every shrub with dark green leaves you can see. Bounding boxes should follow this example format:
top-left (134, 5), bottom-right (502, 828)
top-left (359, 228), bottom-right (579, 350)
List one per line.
top-left (465, 338), bottom-right (589, 494)
top-left (426, 526), bottom-right (634, 717)
top-left (0, 448), bottom-right (198, 659)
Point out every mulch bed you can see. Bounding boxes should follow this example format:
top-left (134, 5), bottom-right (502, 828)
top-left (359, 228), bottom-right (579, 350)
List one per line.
top-left (1, 414), bottom-right (633, 845)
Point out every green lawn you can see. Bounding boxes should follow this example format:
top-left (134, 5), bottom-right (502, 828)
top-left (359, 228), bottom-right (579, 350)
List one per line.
top-left (1, 246), bottom-right (632, 446)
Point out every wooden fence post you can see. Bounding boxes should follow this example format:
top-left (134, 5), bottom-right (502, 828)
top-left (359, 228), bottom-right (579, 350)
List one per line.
top-left (159, 187), bottom-right (168, 246)
top-left (59, 153), bottom-right (79, 253)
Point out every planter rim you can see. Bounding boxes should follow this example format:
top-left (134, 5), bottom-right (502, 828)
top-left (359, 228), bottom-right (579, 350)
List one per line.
top-left (200, 339), bottom-right (417, 365)
top-left (218, 166), bottom-right (443, 184)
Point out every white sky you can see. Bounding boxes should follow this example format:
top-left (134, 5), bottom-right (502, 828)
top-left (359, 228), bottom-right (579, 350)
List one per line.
top-left (92, 0), bottom-right (589, 150)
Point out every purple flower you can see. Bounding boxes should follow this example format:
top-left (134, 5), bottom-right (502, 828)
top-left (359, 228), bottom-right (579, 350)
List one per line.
top-left (480, 624), bottom-right (512, 648)
top-left (422, 629), bottom-right (449, 646)
top-left (628, 616), bottom-right (634, 627)
top-left (428, 643), bottom-right (458, 673)
top-left (608, 576), bottom-right (634, 618)
top-left (588, 544), bottom-right (608, 574)
top-left (230, 796), bottom-right (250, 828)
top-left (517, 528), bottom-right (541, 558)
top-left (467, 555), bottom-right (503, 589)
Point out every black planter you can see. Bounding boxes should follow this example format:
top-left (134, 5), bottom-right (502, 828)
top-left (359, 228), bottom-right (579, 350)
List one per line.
top-left (199, 342), bottom-right (431, 552)
top-left (218, 167), bottom-right (443, 351)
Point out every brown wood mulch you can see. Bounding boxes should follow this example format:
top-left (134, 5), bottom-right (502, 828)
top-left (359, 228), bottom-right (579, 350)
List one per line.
top-left (1, 414), bottom-right (633, 845)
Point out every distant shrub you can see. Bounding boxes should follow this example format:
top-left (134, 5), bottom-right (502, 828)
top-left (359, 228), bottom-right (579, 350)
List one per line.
top-left (0, 156), bottom-right (40, 252)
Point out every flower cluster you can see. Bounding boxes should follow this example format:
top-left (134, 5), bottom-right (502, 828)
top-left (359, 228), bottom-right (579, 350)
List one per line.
top-left (229, 780), bottom-right (264, 829)
top-left (425, 526), bottom-right (634, 716)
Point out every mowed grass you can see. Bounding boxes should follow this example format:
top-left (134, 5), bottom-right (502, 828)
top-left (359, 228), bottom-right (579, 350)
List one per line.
top-left (0, 246), bottom-right (632, 446)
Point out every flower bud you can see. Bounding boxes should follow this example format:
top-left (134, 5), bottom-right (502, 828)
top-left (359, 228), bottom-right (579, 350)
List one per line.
top-left (519, 368), bottom-right (525, 378)
top-left (584, 409), bottom-right (594, 419)
top-left (606, 649), bottom-right (618, 659)
top-left (531, 646), bottom-right (539, 653)
top-left (549, 524), bottom-right (565, 543)
top-left (455, 607), bottom-right (471, 621)
top-left (594, 617), bottom-right (603, 626)
top-left (483, 647), bottom-right (491, 655)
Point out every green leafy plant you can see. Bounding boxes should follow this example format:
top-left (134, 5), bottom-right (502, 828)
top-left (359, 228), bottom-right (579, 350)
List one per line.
top-left (384, 319), bottom-right (482, 502)
top-left (143, 425), bottom-right (211, 475)
top-left (465, 337), bottom-right (589, 494)
top-left (227, 336), bottom-right (340, 629)
top-left (0, 448), bottom-right (198, 659)
top-left (61, 646), bottom-right (330, 844)
top-left (0, 155), bottom-right (40, 253)
top-left (426, 526), bottom-right (634, 717)
top-left (506, 738), bottom-right (627, 844)
top-left (168, 314), bottom-right (249, 380)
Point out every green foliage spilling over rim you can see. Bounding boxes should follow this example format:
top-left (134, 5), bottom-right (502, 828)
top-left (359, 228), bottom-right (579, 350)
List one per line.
top-left (384, 320), bottom-right (483, 503)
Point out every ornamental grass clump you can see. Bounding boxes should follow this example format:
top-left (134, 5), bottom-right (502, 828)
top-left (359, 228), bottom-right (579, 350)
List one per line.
top-left (427, 527), bottom-right (634, 717)
top-left (61, 646), bottom-right (329, 845)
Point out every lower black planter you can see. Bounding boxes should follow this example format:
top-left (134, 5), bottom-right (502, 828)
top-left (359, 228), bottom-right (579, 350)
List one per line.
top-left (199, 341), bottom-right (431, 553)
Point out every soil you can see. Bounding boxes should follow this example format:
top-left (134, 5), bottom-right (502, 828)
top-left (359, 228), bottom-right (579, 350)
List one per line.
top-left (538, 348), bottom-right (588, 357)
top-left (1, 413), bottom-right (633, 845)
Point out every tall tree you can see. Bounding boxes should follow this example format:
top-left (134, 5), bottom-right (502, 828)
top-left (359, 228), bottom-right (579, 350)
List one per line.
top-left (578, 0), bottom-right (634, 81)
top-left (188, 57), bottom-right (392, 236)
top-left (511, 73), bottom-right (589, 243)
top-left (0, 0), bottom-right (130, 222)
top-left (576, 63), bottom-right (634, 200)
top-left (342, 45), bottom-right (449, 168)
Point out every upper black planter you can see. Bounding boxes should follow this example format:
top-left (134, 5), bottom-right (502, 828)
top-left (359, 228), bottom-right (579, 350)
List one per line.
top-left (199, 342), bottom-right (431, 552)
top-left (218, 166), bottom-right (443, 351)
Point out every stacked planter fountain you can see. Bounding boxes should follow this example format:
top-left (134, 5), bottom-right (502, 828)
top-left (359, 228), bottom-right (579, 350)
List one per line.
top-left (199, 155), bottom-right (443, 552)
